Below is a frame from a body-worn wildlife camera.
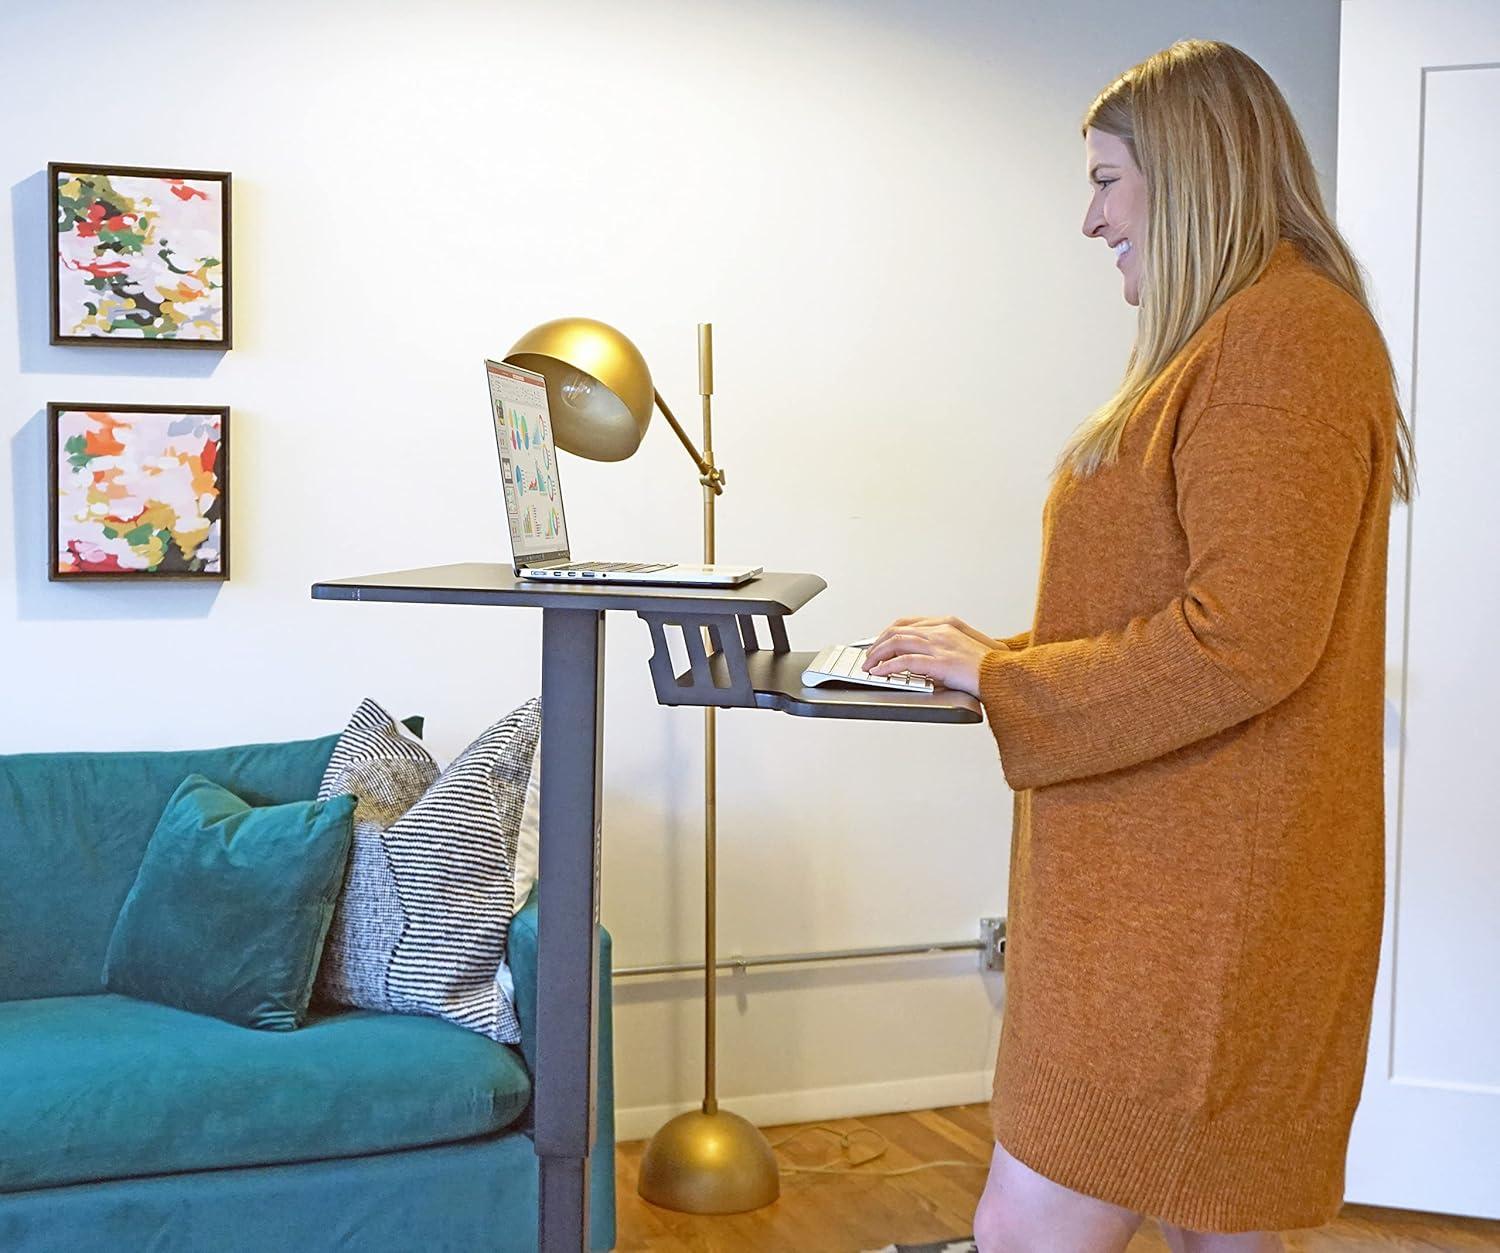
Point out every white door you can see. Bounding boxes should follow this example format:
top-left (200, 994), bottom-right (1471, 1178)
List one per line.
top-left (1338, 0), bottom-right (1500, 1220)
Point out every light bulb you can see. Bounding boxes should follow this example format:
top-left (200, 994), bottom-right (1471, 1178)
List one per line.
top-left (560, 369), bottom-right (595, 410)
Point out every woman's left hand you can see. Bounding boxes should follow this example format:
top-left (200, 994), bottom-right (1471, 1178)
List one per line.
top-left (863, 620), bottom-right (992, 697)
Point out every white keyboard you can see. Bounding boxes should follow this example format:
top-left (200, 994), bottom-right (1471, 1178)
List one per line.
top-left (802, 643), bottom-right (934, 693)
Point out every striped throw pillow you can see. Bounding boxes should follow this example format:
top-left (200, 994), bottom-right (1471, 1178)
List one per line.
top-left (315, 699), bottom-right (441, 1011)
top-left (316, 696), bottom-right (542, 1044)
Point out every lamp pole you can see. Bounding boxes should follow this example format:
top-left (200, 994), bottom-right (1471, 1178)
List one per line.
top-left (699, 324), bottom-right (719, 1120)
top-left (650, 325), bottom-right (728, 1118)
top-left (646, 333), bottom-right (724, 1112)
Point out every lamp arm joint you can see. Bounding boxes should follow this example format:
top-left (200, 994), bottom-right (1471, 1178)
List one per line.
top-left (656, 389), bottom-right (726, 494)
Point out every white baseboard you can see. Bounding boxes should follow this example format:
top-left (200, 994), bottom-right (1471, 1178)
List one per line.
top-left (615, 1070), bottom-right (994, 1143)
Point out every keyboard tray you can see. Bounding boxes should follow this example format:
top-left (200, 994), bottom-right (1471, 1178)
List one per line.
top-left (723, 650), bottom-right (979, 722)
top-left (637, 606), bottom-right (981, 725)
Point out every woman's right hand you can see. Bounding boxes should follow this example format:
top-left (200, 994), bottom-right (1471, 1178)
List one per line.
top-left (868, 615), bottom-right (1000, 652)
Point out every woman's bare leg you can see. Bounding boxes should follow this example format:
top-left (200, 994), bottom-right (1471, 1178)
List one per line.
top-left (1157, 1219), bottom-right (1284, 1253)
top-left (972, 1138), bottom-right (1145, 1252)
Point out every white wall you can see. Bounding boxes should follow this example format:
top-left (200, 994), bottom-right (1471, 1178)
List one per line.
top-left (0, 0), bottom-right (1340, 1139)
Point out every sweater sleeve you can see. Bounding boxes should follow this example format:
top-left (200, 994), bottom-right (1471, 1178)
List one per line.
top-left (995, 630), bottom-right (1031, 652)
top-left (978, 402), bottom-right (1372, 791)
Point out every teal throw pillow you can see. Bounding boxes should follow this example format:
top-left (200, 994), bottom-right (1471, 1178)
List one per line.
top-left (103, 773), bottom-right (357, 1030)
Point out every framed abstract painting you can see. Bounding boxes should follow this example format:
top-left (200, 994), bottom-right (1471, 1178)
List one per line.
top-left (49, 162), bottom-right (232, 348)
top-left (48, 403), bottom-right (231, 581)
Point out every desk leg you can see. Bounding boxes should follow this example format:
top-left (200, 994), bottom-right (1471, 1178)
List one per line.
top-left (536, 607), bottom-right (605, 1253)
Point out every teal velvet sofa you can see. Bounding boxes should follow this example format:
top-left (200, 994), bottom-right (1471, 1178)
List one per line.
top-left (0, 732), bottom-right (615, 1252)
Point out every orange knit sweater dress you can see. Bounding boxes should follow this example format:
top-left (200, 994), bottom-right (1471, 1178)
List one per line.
top-left (978, 239), bottom-right (1394, 1233)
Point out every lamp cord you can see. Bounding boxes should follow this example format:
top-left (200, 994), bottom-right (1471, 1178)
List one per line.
top-left (768, 1125), bottom-right (989, 1177)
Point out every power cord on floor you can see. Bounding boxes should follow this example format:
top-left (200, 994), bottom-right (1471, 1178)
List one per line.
top-left (769, 1125), bottom-right (989, 1176)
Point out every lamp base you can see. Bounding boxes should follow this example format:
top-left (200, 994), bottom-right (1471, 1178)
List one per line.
top-left (636, 1107), bottom-right (781, 1214)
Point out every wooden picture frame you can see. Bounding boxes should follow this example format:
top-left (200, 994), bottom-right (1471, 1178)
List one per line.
top-left (48, 403), bottom-right (231, 581)
top-left (49, 162), bottom-right (232, 348)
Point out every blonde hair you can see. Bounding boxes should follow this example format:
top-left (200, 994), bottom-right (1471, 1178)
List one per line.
top-left (1060, 39), bottom-right (1415, 503)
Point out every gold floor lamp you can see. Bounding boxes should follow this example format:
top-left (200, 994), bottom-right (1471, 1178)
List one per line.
top-left (504, 318), bottom-right (781, 1215)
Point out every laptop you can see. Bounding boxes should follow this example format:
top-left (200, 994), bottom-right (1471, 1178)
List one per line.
top-left (485, 359), bottom-right (764, 587)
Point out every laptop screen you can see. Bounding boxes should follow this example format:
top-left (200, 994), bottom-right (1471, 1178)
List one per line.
top-left (485, 359), bottom-right (569, 568)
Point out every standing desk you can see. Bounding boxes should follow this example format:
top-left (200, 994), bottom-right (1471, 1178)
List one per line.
top-left (310, 562), bottom-right (982, 1252)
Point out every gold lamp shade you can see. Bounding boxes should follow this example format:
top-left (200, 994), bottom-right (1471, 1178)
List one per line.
top-left (505, 317), bottom-right (655, 462)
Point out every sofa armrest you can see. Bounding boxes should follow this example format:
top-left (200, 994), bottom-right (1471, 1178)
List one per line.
top-left (506, 885), bottom-right (616, 1250)
top-left (508, 885), bottom-right (612, 1080)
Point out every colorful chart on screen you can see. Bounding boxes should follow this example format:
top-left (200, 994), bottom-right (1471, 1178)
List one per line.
top-left (485, 360), bottom-right (568, 560)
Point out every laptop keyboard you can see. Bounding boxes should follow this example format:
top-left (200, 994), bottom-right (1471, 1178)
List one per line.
top-left (547, 561), bottom-right (677, 573)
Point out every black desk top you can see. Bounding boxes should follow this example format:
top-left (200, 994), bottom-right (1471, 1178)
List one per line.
top-left (311, 562), bottom-right (982, 725)
top-left (311, 562), bottom-right (826, 616)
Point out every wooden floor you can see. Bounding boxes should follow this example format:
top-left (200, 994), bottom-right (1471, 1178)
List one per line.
top-left (614, 1102), bottom-right (1500, 1252)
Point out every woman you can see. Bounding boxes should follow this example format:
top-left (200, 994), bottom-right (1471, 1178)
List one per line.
top-left (862, 39), bottom-right (1415, 1253)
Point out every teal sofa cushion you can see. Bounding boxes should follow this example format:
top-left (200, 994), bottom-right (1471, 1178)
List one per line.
top-left (0, 1128), bottom-right (617, 1253)
top-left (0, 734), bottom-right (340, 1001)
top-left (0, 994), bottom-right (532, 1193)
top-left (104, 776), bottom-right (357, 1031)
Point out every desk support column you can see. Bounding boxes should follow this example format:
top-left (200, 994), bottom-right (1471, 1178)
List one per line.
top-left (537, 607), bottom-right (605, 1253)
